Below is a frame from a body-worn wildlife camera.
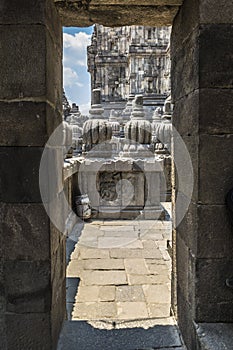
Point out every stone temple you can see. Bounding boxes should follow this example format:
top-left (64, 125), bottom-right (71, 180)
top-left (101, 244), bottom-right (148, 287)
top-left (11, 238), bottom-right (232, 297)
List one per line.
top-left (88, 24), bottom-right (171, 118)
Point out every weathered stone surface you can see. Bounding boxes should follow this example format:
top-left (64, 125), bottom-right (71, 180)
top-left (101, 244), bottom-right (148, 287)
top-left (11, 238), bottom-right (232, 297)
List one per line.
top-left (199, 134), bottom-right (233, 204)
top-left (98, 237), bottom-right (140, 248)
top-left (72, 247), bottom-right (110, 259)
top-left (197, 205), bottom-right (233, 259)
top-left (199, 89), bottom-right (233, 135)
top-left (128, 273), bottom-right (169, 285)
top-left (1, 203), bottom-right (50, 260)
top-left (0, 26), bottom-right (47, 99)
top-left (117, 301), bottom-right (149, 319)
top-left (75, 286), bottom-right (100, 302)
top-left (99, 286), bottom-right (115, 302)
top-left (3, 260), bottom-right (51, 313)
top-left (172, 90), bottom-right (199, 137)
top-left (116, 285), bottom-right (145, 302)
top-left (80, 270), bottom-right (127, 286)
top-left (143, 284), bottom-right (170, 303)
top-left (0, 147), bottom-right (43, 203)
top-left (110, 248), bottom-right (162, 259)
top-left (73, 302), bottom-right (117, 319)
top-left (5, 313), bottom-right (51, 350)
top-left (0, 102), bottom-right (61, 147)
top-left (124, 258), bottom-right (149, 274)
top-left (148, 303), bottom-right (170, 317)
top-left (55, 2), bottom-right (180, 27)
top-left (83, 259), bottom-right (125, 270)
top-left (200, 1), bottom-right (233, 24)
top-left (195, 258), bottom-right (233, 322)
top-left (171, 28), bottom-right (199, 100)
top-left (197, 323), bottom-right (233, 350)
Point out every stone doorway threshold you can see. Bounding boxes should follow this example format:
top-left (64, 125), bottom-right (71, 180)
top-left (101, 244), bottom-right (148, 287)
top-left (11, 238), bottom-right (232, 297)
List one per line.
top-left (57, 319), bottom-right (185, 350)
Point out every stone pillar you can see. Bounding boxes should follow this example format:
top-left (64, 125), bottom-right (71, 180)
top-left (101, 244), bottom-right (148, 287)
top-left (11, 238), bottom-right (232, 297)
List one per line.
top-left (0, 1), bottom-right (64, 349)
top-left (171, 0), bottom-right (233, 348)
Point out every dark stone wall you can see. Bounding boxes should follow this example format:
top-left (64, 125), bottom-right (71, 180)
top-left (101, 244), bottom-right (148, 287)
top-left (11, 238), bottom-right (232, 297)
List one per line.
top-left (171, 0), bottom-right (233, 348)
top-left (0, 1), bottom-right (65, 349)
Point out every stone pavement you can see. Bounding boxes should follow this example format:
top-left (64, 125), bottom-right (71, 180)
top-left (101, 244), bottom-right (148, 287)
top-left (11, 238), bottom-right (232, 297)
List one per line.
top-left (58, 215), bottom-right (186, 350)
top-left (66, 218), bottom-right (172, 322)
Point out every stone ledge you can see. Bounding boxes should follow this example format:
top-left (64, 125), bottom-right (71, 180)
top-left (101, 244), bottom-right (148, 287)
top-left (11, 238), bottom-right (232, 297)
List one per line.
top-left (196, 323), bottom-right (233, 350)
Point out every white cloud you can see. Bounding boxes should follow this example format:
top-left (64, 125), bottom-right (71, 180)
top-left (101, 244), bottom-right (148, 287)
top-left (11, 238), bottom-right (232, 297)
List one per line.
top-left (63, 32), bottom-right (91, 67)
top-left (63, 67), bottom-right (83, 88)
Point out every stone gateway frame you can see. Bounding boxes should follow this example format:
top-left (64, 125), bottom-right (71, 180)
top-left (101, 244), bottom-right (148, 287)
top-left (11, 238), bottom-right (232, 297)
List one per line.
top-left (1, 1), bottom-right (233, 349)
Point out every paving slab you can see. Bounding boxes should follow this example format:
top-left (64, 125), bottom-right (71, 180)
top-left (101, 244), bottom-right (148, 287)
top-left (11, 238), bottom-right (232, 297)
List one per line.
top-left (80, 270), bottom-right (128, 286)
top-left (143, 285), bottom-right (171, 304)
top-left (98, 236), bottom-right (141, 248)
top-left (99, 286), bottom-right (115, 302)
top-left (117, 302), bottom-right (149, 319)
top-left (124, 258), bottom-right (149, 275)
top-left (147, 303), bottom-right (171, 318)
top-left (116, 285), bottom-right (145, 302)
top-left (110, 248), bottom-right (162, 259)
top-left (72, 247), bottom-right (110, 259)
top-left (83, 258), bottom-right (125, 270)
top-left (72, 302), bottom-right (117, 319)
top-left (128, 274), bottom-right (170, 285)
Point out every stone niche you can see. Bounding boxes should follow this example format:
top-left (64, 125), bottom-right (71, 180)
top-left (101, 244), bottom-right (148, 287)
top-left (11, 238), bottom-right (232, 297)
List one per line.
top-left (78, 157), bottom-right (164, 220)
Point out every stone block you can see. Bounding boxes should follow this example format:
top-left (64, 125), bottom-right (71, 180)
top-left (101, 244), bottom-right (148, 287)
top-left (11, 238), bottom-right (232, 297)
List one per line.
top-left (176, 198), bottom-right (197, 255)
top-left (75, 286), bottom-right (100, 302)
top-left (128, 274), bottom-right (169, 285)
top-left (99, 286), bottom-right (115, 302)
top-left (172, 90), bottom-right (199, 137)
top-left (195, 258), bottom-right (233, 322)
top-left (199, 88), bottom-right (233, 134)
top-left (72, 247), bottom-right (109, 259)
top-left (83, 259), bottom-right (124, 270)
top-left (1, 203), bottom-right (50, 260)
top-left (143, 284), bottom-right (170, 304)
top-left (0, 102), bottom-right (61, 147)
top-left (171, 27), bottom-right (199, 100)
top-left (197, 205), bottom-right (233, 259)
top-left (199, 24), bottom-right (233, 89)
top-left (117, 302), bottom-right (149, 319)
top-left (124, 258), bottom-right (149, 274)
top-left (0, 0), bottom-right (62, 44)
top-left (5, 313), bottom-right (51, 350)
top-left (199, 134), bottom-right (233, 204)
top-left (72, 302), bottom-right (117, 319)
top-left (116, 285), bottom-right (145, 302)
top-left (3, 260), bottom-right (51, 313)
top-left (0, 147), bottom-right (43, 203)
top-left (173, 135), bottom-right (198, 204)
top-left (176, 234), bottom-right (189, 303)
top-left (80, 271), bottom-right (127, 286)
top-left (200, 0), bottom-right (233, 24)
top-left (0, 24), bottom-right (61, 106)
top-left (98, 237), bottom-right (139, 248)
top-left (177, 285), bottom-right (197, 350)
top-left (171, 0), bottom-right (199, 56)
top-left (148, 303), bottom-right (171, 318)
top-left (110, 248), bottom-right (162, 259)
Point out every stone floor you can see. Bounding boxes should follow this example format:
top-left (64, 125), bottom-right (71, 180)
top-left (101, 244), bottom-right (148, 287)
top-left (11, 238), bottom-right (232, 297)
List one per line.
top-left (66, 218), bottom-right (172, 321)
top-left (58, 207), bottom-right (186, 349)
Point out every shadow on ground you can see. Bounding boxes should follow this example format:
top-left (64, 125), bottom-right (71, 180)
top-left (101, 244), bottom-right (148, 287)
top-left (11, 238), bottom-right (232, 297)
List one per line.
top-left (57, 320), bottom-right (184, 350)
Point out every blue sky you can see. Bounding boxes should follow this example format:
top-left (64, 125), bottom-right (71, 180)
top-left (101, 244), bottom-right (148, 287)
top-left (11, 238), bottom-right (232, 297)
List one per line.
top-left (63, 26), bottom-right (94, 115)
